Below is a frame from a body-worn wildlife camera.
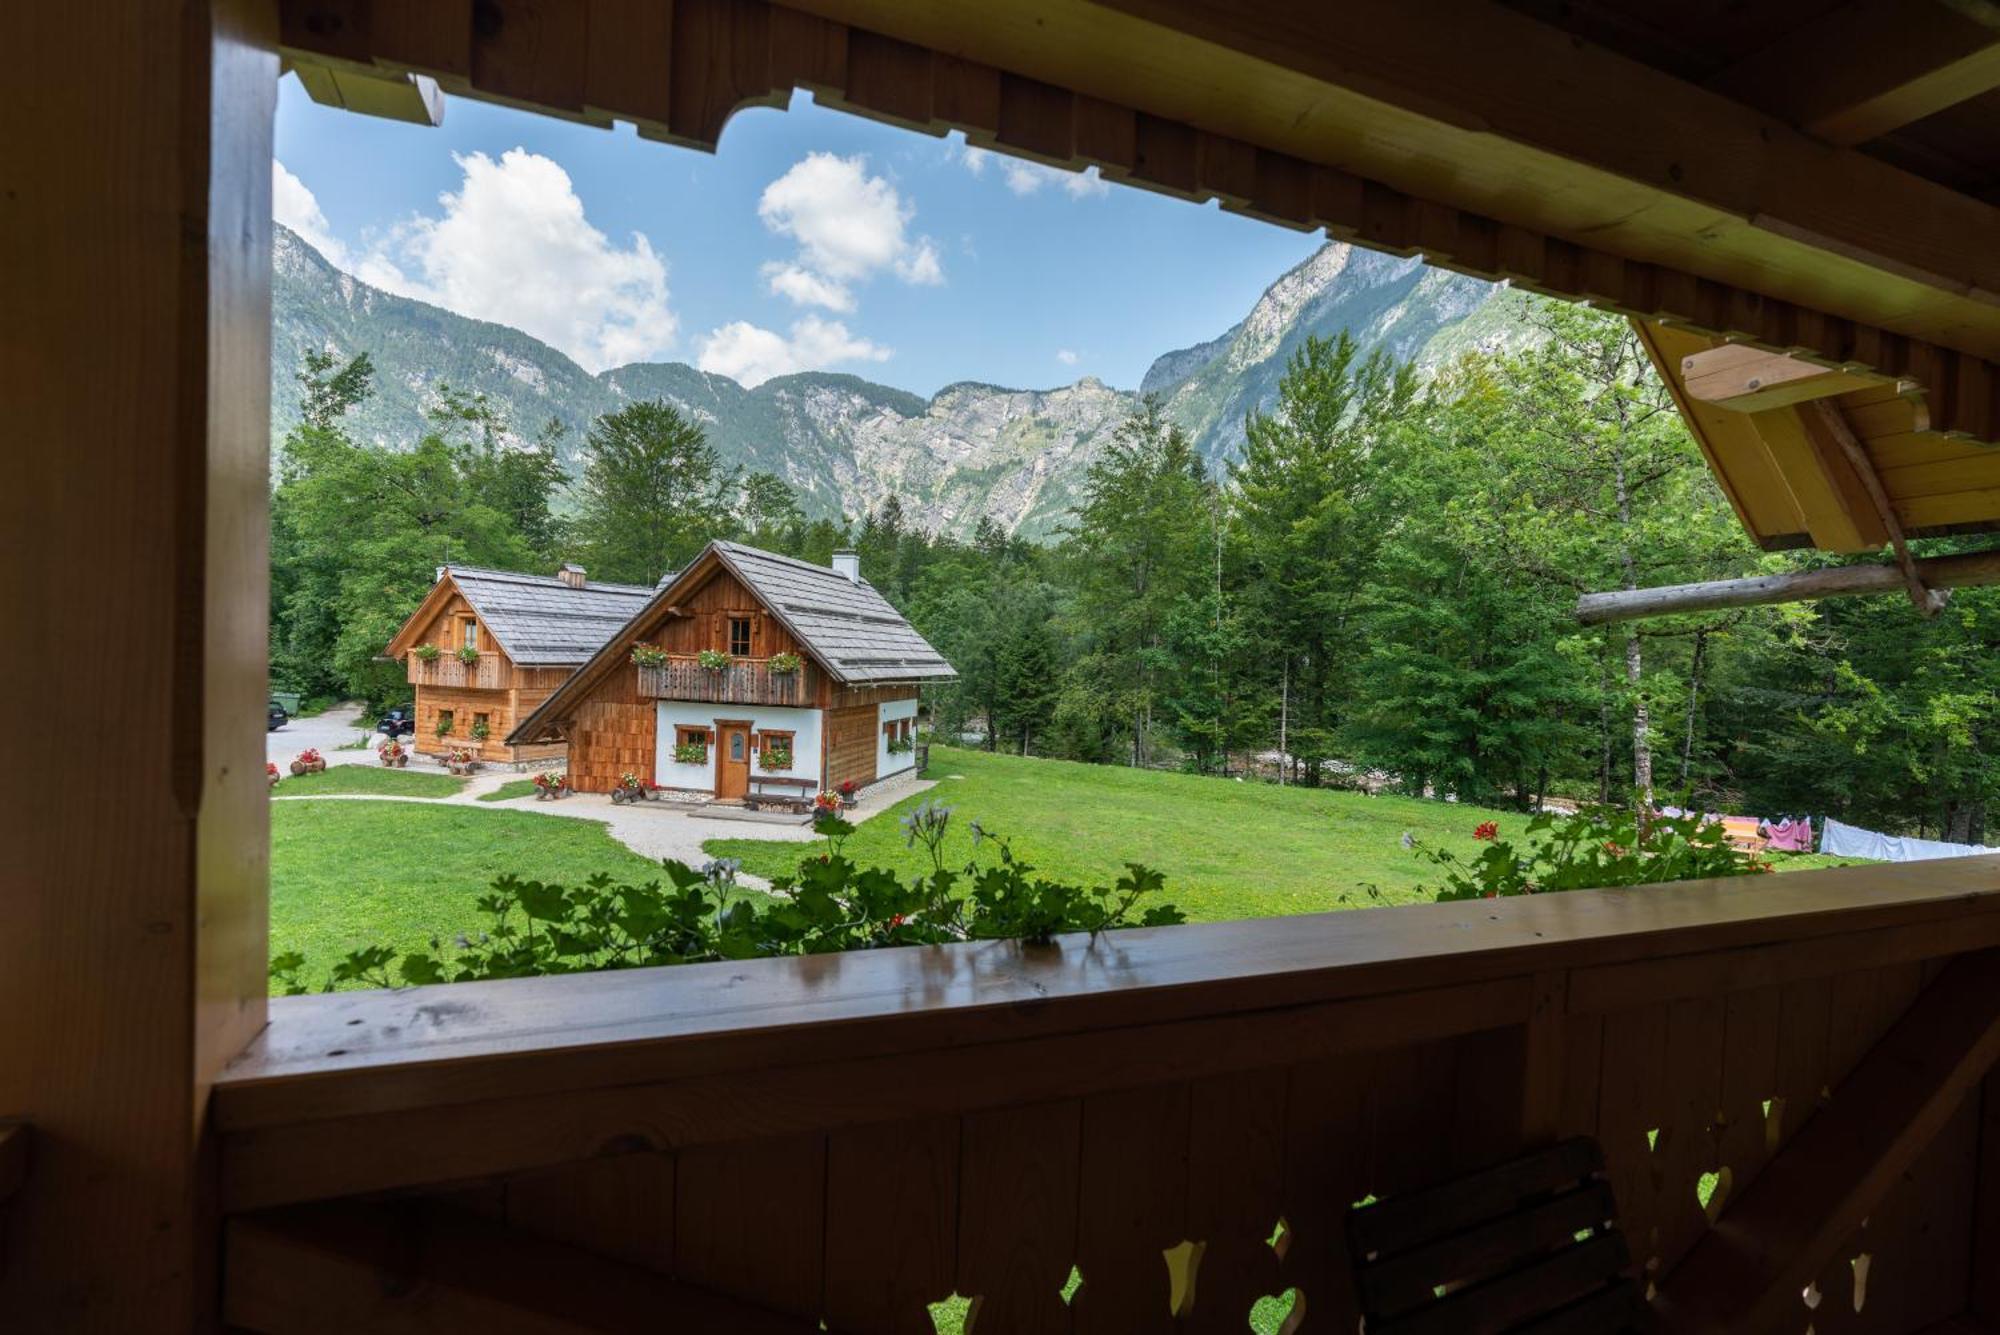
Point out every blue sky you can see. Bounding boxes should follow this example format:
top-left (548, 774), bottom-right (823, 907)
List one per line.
top-left (273, 77), bottom-right (1324, 397)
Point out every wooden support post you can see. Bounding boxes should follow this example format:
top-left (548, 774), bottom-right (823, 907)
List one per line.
top-left (1810, 400), bottom-right (1948, 616)
top-left (225, 1202), bottom-right (822, 1334)
top-left (0, 0), bottom-right (275, 1327)
top-left (1574, 548), bottom-right (2000, 625)
top-left (1654, 950), bottom-right (2000, 1335)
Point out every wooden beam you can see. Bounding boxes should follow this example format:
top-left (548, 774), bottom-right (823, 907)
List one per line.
top-left (1574, 547), bottom-right (2000, 624)
top-left (1655, 949), bottom-right (2000, 1335)
top-left (1680, 344), bottom-right (1888, 413)
top-left (0, 1123), bottom-right (26, 1204)
top-left (1710, 0), bottom-right (2000, 146)
top-left (225, 1202), bottom-right (820, 1334)
top-left (1810, 400), bottom-right (1949, 614)
top-left (288, 58), bottom-right (445, 125)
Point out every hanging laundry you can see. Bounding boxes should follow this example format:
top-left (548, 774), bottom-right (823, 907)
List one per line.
top-left (1819, 816), bottom-right (2000, 863)
top-left (1762, 818), bottom-right (1813, 853)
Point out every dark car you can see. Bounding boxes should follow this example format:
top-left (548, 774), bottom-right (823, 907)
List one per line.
top-left (376, 705), bottom-right (416, 738)
top-left (267, 699), bottom-right (288, 732)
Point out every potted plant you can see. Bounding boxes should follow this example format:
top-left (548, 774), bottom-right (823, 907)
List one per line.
top-left (697, 648), bottom-right (731, 673)
top-left (445, 746), bottom-right (478, 775)
top-left (533, 770), bottom-right (569, 800)
top-left (672, 740), bottom-right (708, 765)
top-left (376, 737), bottom-right (407, 767)
top-left (435, 716), bottom-right (454, 741)
top-left (631, 643), bottom-right (668, 669)
top-left (812, 791), bottom-right (841, 818)
top-left (266, 761), bottom-right (281, 790)
top-left (412, 643), bottom-right (441, 662)
top-left (837, 778), bottom-right (859, 809)
top-left (887, 734), bottom-right (914, 756)
top-left (610, 770), bottom-right (653, 805)
top-left (456, 644), bottom-right (481, 666)
top-left (289, 747), bottom-right (326, 775)
top-left (758, 741), bottom-right (793, 772)
top-left (766, 651), bottom-right (802, 675)
top-left (470, 719), bottom-right (490, 744)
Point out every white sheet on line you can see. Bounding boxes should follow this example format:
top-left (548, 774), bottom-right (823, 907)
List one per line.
top-left (1818, 816), bottom-right (2000, 864)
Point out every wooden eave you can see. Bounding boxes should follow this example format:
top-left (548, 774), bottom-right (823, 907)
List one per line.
top-left (383, 570), bottom-right (470, 660)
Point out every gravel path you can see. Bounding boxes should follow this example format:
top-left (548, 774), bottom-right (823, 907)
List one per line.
top-left (267, 701), bottom-right (377, 768)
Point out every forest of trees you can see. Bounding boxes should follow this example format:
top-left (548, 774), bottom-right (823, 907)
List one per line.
top-left (270, 303), bottom-right (2000, 844)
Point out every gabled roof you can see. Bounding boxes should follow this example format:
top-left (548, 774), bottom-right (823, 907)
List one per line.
top-left (507, 541), bottom-right (955, 745)
top-left (383, 566), bottom-right (655, 668)
top-left (711, 542), bottom-right (955, 685)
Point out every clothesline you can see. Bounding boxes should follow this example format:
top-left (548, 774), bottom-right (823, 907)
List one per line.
top-left (1651, 806), bottom-right (2000, 863)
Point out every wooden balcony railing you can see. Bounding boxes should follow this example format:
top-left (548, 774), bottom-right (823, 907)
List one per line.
top-left (637, 655), bottom-right (808, 706)
top-left (407, 653), bottom-right (504, 689)
top-left (213, 858), bottom-right (2000, 1334)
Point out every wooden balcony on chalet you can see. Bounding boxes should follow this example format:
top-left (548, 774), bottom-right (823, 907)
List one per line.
top-left (406, 652), bottom-right (504, 690)
top-left (637, 654), bottom-right (811, 707)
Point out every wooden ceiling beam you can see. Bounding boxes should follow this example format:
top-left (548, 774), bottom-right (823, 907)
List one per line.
top-left (274, 0), bottom-right (2000, 447)
top-left (1680, 344), bottom-right (1891, 413)
top-left (1709, 0), bottom-right (2000, 147)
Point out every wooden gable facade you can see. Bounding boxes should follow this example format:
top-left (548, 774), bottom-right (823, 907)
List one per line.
top-left (383, 574), bottom-right (567, 764)
top-left (521, 547), bottom-right (920, 795)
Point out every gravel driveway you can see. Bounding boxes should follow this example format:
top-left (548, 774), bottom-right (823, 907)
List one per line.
top-left (267, 701), bottom-right (377, 768)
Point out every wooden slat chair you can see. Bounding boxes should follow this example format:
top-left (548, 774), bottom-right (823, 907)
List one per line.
top-left (1347, 1136), bottom-right (1650, 1335)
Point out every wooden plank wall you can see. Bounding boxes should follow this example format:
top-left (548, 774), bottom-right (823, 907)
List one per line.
top-left (570, 694), bottom-right (657, 793)
top-left (408, 957), bottom-right (1985, 1334)
top-left (640, 568), bottom-right (805, 662)
top-left (0, 0), bottom-right (277, 1328)
top-left (825, 705), bottom-right (878, 791)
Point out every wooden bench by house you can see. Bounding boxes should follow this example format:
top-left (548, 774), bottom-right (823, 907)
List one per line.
top-left (745, 776), bottom-right (816, 813)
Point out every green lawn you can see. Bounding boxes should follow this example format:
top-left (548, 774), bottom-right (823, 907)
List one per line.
top-left (272, 765), bottom-right (465, 798)
top-left (478, 778), bottom-right (541, 802)
top-left (706, 746), bottom-right (1858, 921)
top-left (270, 800), bottom-right (674, 976)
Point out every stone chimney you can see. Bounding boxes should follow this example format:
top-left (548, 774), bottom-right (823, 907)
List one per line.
top-left (557, 562), bottom-right (586, 589)
top-left (831, 550), bottom-right (860, 583)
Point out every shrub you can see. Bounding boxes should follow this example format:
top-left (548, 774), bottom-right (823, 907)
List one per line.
top-left (269, 805), bottom-right (1185, 992)
top-left (631, 643), bottom-right (668, 669)
top-left (1410, 806), bottom-right (1772, 902)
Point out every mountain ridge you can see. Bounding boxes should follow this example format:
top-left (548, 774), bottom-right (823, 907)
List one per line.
top-left (273, 222), bottom-right (1528, 537)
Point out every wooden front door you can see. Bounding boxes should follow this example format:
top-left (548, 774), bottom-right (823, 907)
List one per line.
top-left (715, 721), bottom-right (751, 800)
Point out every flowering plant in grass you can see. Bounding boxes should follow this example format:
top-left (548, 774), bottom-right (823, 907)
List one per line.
top-left (1411, 806), bottom-right (1771, 902)
top-left (271, 804), bottom-right (1185, 993)
top-left (630, 643), bottom-right (668, 669)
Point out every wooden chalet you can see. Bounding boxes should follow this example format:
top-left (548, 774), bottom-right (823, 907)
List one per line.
top-left (17, 2), bottom-right (2000, 1333)
top-left (383, 564), bottom-right (654, 765)
top-left (509, 543), bottom-right (954, 798)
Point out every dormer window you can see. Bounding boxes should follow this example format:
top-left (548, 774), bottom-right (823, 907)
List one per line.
top-left (728, 617), bottom-right (752, 657)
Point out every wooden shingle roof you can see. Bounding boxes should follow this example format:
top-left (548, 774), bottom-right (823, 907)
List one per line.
top-left (385, 567), bottom-right (654, 668)
top-left (710, 543), bottom-right (955, 685)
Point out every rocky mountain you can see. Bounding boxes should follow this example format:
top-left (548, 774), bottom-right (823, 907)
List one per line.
top-left (273, 223), bottom-right (1534, 538)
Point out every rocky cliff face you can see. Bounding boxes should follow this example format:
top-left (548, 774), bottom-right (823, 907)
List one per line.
top-left (274, 223), bottom-right (1527, 537)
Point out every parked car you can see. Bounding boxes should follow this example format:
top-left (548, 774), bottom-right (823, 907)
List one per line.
top-left (376, 705), bottom-right (416, 738)
top-left (267, 699), bottom-right (288, 732)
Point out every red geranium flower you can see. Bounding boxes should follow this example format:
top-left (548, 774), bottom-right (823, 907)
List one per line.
top-left (1472, 821), bottom-right (1498, 841)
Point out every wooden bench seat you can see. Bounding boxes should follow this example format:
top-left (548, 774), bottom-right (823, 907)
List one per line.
top-left (745, 776), bottom-right (816, 812)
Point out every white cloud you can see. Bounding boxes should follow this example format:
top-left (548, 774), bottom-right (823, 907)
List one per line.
top-left (273, 159), bottom-right (352, 268)
top-left (697, 315), bottom-right (891, 388)
top-left (288, 149), bottom-right (675, 373)
top-left (961, 144), bottom-right (1109, 199)
top-left (1056, 349), bottom-right (1079, 366)
top-left (756, 153), bottom-right (942, 309)
top-left (761, 262), bottom-right (855, 312)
